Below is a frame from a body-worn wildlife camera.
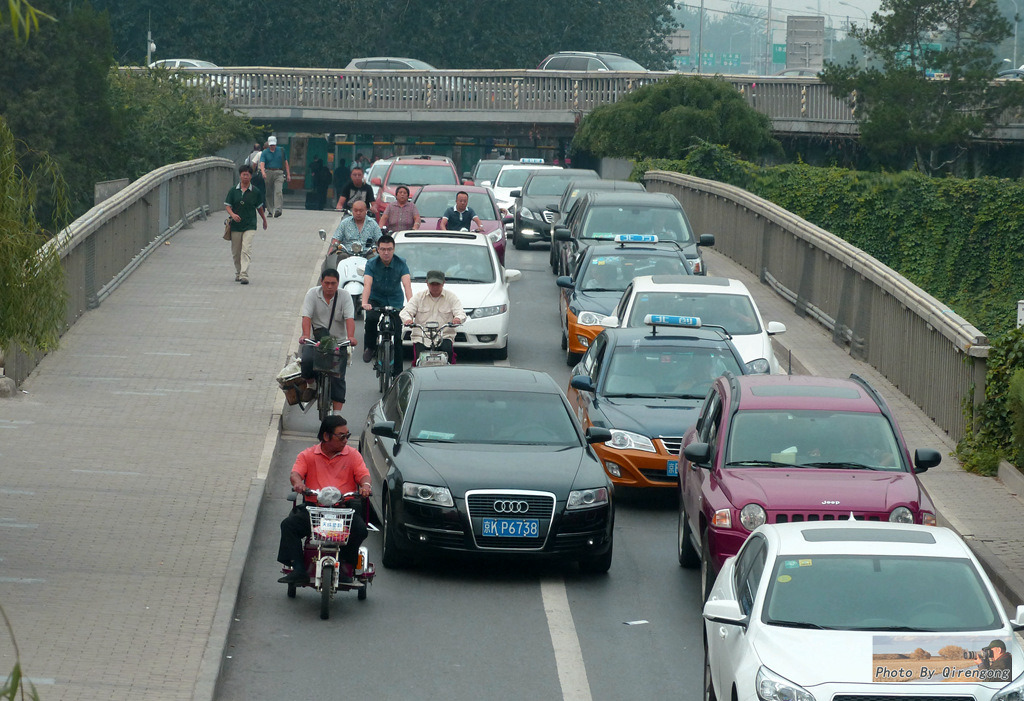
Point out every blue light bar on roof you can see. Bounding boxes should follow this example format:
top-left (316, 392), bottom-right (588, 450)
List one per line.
top-left (519, 157), bottom-right (545, 163)
top-left (614, 234), bottom-right (658, 243)
top-left (645, 314), bottom-right (701, 328)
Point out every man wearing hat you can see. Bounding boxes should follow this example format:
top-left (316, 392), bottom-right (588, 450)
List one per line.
top-left (400, 270), bottom-right (466, 361)
top-left (259, 135), bottom-right (291, 217)
top-left (978, 639), bottom-right (1012, 676)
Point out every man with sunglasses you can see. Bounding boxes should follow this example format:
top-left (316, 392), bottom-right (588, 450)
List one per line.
top-left (277, 416), bottom-right (371, 585)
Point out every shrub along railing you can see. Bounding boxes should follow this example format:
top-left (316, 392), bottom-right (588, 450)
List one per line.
top-left (644, 170), bottom-right (989, 440)
top-left (3, 157), bottom-right (236, 386)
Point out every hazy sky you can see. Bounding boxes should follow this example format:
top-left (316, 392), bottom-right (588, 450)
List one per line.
top-left (682, 0), bottom-right (882, 32)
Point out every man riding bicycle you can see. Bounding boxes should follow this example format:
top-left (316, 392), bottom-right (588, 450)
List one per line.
top-left (278, 416), bottom-right (370, 585)
top-left (400, 270), bottom-right (466, 361)
top-left (300, 268), bottom-right (357, 414)
top-left (360, 234), bottom-right (412, 374)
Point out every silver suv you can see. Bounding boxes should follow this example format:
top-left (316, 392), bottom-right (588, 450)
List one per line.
top-left (537, 52), bottom-right (646, 71)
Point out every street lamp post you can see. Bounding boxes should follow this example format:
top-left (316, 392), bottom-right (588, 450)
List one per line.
top-left (1008, 0), bottom-right (1019, 69)
top-left (837, 0), bottom-right (868, 67)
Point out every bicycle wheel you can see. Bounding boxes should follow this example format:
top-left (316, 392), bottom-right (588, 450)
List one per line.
top-left (378, 343), bottom-right (391, 394)
top-left (317, 374), bottom-right (332, 420)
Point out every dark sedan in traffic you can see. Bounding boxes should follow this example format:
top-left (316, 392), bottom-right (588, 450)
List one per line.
top-left (359, 366), bottom-right (615, 572)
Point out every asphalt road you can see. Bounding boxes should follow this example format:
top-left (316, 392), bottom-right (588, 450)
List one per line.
top-left (215, 245), bottom-right (706, 700)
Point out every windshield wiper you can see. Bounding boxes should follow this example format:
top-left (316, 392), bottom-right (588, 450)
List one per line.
top-left (725, 460), bottom-right (804, 468)
top-left (799, 461), bottom-right (879, 470)
top-left (606, 393), bottom-right (664, 398)
top-left (768, 620), bottom-right (826, 629)
top-left (444, 276), bottom-right (482, 283)
top-left (411, 438), bottom-right (455, 443)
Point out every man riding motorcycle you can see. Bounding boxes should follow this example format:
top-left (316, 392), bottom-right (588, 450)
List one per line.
top-left (277, 416), bottom-right (371, 585)
top-left (331, 200), bottom-right (382, 252)
top-left (400, 270), bottom-right (466, 360)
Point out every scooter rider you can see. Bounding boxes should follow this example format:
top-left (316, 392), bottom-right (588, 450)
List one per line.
top-left (331, 200), bottom-right (382, 252)
top-left (299, 268), bottom-right (358, 414)
top-left (400, 270), bottom-right (466, 359)
top-left (278, 416), bottom-right (371, 585)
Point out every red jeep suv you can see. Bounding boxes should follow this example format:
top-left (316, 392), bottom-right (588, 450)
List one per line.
top-left (676, 373), bottom-right (941, 600)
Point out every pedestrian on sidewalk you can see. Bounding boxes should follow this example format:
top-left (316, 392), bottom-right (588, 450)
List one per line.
top-left (224, 164), bottom-right (268, 285)
top-left (259, 135), bottom-right (290, 217)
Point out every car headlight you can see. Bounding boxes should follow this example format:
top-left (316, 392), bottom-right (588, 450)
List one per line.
top-left (992, 671), bottom-right (1024, 701)
top-left (520, 207), bottom-right (535, 219)
top-left (688, 256), bottom-right (704, 275)
top-left (740, 503), bottom-right (767, 531)
top-left (889, 506), bottom-right (914, 523)
top-left (607, 429), bottom-right (656, 453)
top-left (487, 231), bottom-right (501, 244)
top-left (402, 482), bottom-right (454, 507)
top-left (382, 191), bottom-right (397, 203)
top-left (745, 358), bottom-right (771, 374)
top-left (469, 304), bottom-right (507, 319)
top-left (567, 487), bottom-right (609, 510)
top-left (577, 310), bottom-right (610, 326)
top-left (756, 666), bottom-right (815, 701)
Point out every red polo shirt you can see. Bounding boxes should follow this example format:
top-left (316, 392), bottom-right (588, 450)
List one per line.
top-left (292, 444), bottom-right (370, 503)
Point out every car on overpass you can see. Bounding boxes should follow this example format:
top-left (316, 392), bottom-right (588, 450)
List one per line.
top-left (360, 366), bottom-right (615, 572)
top-left (678, 373), bottom-right (942, 600)
top-left (703, 520), bottom-right (1023, 701)
top-left (538, 51), bottom-right (647, 71)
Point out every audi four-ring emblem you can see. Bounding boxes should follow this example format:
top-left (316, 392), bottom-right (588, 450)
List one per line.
top-left (493, 500), bottom-right (529, 513)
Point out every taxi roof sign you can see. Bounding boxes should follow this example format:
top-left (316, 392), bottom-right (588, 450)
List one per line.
top-left (614, 234), bottom-right (659, 244)
top-left (644, 314), bottom-right (701, 329)
top-left (519, 157), bottom-right (545, 163)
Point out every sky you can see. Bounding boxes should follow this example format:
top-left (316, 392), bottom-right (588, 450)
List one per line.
top-left (678, 0), bottom-right (883, 35)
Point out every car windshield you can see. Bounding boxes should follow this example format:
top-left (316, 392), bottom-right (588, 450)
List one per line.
top-left (626, 292), bottom-right (760, 335)
top-left (474, 162), bottom-right (506, 182)
top-left (415, 191), bottom-right (497, 219)
top-left (578, 254), bottom-right (690, 292)
top-left (524, 174), bottom-right (580, 197)
top-left (495, 169), bottom-right (537, 188)
top-left (602, 347), bottom-right (742, 399)
top-left (764, 554), bottom-right (1001, 631)
top-left (601, 55), bottom-right (646, 70)
top-left (408, 390), bottom-right (581, 446)
top-left (582, 206), bottom-right (694, 244)
top-left (367, 160), bottom-right (391, 181)
top-left (400, 241), bottom-right (495, 283)
top-left (725, 410), bottom-right (905, 471)
top-left (387, 164), bottom-right (457, 187)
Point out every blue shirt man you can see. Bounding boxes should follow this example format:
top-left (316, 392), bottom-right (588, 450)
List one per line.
top-left (360, 234), bottom-right (413, 369)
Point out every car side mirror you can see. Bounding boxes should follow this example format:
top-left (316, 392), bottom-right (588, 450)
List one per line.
top-left (585, 426), bottom-right (612, 444)
top-left (703, 598), bottom-right (747, 627)
top-left (462, 171), bottom-right (471, 179)
top-left (371, 421), bottom-right (398, 440)
top-left (371, 177), bottom-right (382, 186)
top-left (699, 234), bottom-right (716, 247)
top-left (504, 269), bottom-right (522, 283)
top-left (1012, 604), bottom-right (1024, 631)
top-left (570, 374), bottom-right (595, 392)
top-left (554, 227), bottom-right (572, 241)
top-left (502, 215), bottom-right (514, 225)
top-left (914, 448), bottom-right (941, 472)
top-left (766, 321), bottom-right (786, 335)
top-left (318, 228), bottom-right (326, 241)
top-left (510, 189), bottom-right (521, 198)
top-left (601, 315), bottom-right (618, 327)
top-left (556, 275), bottom-right (574, 290)
top-left (684, 442), bottom-right (712, 467)
top-left (545, 204), bottom-right (559, 213)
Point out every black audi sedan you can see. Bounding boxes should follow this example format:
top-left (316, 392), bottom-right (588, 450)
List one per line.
top-left (359, 366), bottom-right (615, 572)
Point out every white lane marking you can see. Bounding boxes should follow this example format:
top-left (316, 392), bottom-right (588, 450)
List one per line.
top-left (541, 577), bottom-right (592, 701)
top-left (0, 521), bottom-right (37, 528)
top-left (143, 352), bottom-right (193, 356)
top-left (71, 469), bottom-right (142, 476)
top-left (0, 578), bottom-right (45, 584)
top-left (0, 488), bottom-right (34, 495)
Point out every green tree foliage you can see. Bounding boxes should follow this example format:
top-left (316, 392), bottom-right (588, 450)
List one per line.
top-left (821, 0), bottom-right (1024, 173)
top-left (95, 0), bottom-right (677, 70)
top-left (573, 76), bottom-right (781, 161)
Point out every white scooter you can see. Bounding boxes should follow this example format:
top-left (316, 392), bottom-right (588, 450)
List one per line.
top-left (319, 228), bottom-right (375, 319)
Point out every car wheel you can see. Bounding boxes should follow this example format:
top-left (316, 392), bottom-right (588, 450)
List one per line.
top-left (492, 342), bottom-right (508, 361)
top-left (703, 631), bottom-right (717, 701)
top-left (578, 533), bottom-right (613, 574)
top-left (700, 527), bottom-right (715, 602)
top-left (381, 491), bottom-right (410, 569)
top-left (513, 228), bottom-right (529, 250)
top-left (566, 347), bottom-right (582, 367)
top-left (549, 244), bottom-right (558, 273)
top-left (678, 508), bottom-right (700, 568)
top-left (560, 327), bottom-right (568, 351)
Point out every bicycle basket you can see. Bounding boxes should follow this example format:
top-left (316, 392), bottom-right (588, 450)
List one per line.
top-left (312, 342), bottom-right (347, 377)
top-left (307, 506), bottom-right (354, 545)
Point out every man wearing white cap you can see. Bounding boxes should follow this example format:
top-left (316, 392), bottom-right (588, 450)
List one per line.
top-left (259, 135), bottom-right (291, 217)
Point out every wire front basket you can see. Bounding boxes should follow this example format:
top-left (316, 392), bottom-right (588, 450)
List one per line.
top-left (306, 506), bottom-right (354, 545)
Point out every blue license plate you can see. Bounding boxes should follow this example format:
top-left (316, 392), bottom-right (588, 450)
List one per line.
top-left (667, 460), bottom-right (678, 477)
top-left (482, 518), bottom-right (540, 537)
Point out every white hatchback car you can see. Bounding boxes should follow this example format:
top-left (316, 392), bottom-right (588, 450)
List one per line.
top-left (489, 163), bottom-right (561, 216)
top-left (604, 276), bottom-right (787, 374)
top-left (704, 520), bottom-right (1024, 701)
top-left (392, 230), bottom-right (521, 359)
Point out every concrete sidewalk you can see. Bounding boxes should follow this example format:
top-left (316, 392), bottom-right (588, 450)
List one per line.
top-left (0, 207), bottom-right (339, 700)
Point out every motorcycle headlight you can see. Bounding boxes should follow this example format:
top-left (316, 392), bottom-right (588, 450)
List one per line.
top-left (889, 506), bottom-right (914, 523)
top-left (740, 503), bottom-right (767, 531)
top-left (756, 666), bottom-right (815, 701)
top-left (607, 429), bottom-right (656, 453)
top-left (402, 482), bottom-right (454, 507)
top-left (469, 305), bottom-right (507, 319)
top-left (567, 487), bottom-right (609, 510)
top-left (577, 310), bottom-right (610, 326)
top-left (992, 670), bottom-right (1024, 701)
top-left (745, 358), bottom-right (771, 374)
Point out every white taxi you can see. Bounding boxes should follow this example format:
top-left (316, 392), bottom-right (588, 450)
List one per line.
top-left (391, 230), bottom-right (521, 360)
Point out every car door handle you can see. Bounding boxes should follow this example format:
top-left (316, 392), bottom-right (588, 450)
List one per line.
top-left (718, 626), bottom-right (729, 639)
